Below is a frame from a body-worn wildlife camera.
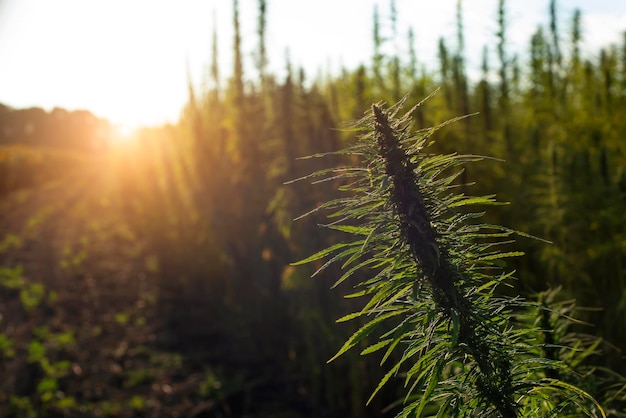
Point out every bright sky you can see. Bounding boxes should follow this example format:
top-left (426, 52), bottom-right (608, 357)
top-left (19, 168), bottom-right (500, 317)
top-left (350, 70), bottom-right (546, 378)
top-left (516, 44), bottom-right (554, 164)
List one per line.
top-left (1, 0), bottom-right (625, 130)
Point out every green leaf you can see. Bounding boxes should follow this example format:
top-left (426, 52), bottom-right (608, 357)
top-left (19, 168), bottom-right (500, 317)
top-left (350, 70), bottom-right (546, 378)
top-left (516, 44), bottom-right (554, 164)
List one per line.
top-left (311, 245), bottom-right (364, 277)
top-left (0, 333), bottom-right (15, 358)
top-left (435, 395), bottom-right (454, 417)
top-left (540, 379), bottom-right (607, 418)
top-left (28, 340), bottom-right (45, 363)
top-left (55, 396), bottom-right (76, 409)
top-left (448, 195), bottom-right (500, 208)
top-left (380, 319), bottom-right (414, 365)
top-left (360, 339), bottom-right (393, 355)
top-left (0, 265), bottom-right (24, 289)
top-left (404, 341), bottom-right (446, 384)
top-left (343, 290), bottom-right (367, 299)
top-left (290, 242), bottom-right (356, 266)
top-left (335, 311), bottom-right (364, 323)
top-left (569, 337), bottom-right (602, 368)
top-left (414, 357), bottom-right (444, 417)
top-left (366, 355), bottom-right (405, 405)
top-left (333, 258), bottom-right (381, 288)
top-left (326, 224), bottom-right (373, 235)
top-left (476, 251), bottom-right (525, 262)
top-left (328, 309), bottom-right (405, 363)
top-left (37, 377), bottom-right (58, 394)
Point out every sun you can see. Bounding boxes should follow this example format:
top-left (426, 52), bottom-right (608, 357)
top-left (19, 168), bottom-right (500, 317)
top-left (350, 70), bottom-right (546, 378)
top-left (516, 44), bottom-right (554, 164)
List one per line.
top-left (110, 123), bottom-right (140, 145)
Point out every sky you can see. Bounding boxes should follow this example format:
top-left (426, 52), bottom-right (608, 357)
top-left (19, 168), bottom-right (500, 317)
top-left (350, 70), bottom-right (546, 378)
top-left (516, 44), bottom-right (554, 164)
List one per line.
top-left (1, 0), bottom-right (626, 130)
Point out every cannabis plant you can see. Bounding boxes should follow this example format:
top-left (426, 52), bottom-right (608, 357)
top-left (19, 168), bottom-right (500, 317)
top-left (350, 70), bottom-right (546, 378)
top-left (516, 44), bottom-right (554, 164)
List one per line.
top-left (292, 95), bottom-right (606, 417)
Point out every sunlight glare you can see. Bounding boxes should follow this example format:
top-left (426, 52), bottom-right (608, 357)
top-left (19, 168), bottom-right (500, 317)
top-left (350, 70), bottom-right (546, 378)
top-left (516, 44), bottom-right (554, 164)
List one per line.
top-left (111, 123), bottom-right (140, 145)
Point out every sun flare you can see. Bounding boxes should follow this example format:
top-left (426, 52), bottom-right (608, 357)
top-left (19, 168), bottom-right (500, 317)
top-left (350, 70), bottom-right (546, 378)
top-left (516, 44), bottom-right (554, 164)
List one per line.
top-left (110, 124), bottom-right (140, 145)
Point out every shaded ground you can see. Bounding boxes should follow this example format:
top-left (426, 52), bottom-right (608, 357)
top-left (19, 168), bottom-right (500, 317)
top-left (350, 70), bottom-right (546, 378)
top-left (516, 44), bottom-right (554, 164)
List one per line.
top-left (0, 152), bottom-right (232, 417)
top-left (0, 144), bottom-right (397, 418)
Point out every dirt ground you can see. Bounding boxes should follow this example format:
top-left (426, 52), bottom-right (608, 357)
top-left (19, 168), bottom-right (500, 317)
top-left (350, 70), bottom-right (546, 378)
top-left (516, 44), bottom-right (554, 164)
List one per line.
top-left (0, 153), bottom-right (227, 417)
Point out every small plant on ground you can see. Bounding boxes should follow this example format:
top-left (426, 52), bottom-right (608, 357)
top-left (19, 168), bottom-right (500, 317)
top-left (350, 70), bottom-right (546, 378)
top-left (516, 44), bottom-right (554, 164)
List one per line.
top-left (293, 95), bottom-right (608, 417)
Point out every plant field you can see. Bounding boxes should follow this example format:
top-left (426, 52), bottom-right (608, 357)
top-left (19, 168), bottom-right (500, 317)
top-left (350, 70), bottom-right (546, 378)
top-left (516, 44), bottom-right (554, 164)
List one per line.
top-left (1, 0), bottom-right (625, 416)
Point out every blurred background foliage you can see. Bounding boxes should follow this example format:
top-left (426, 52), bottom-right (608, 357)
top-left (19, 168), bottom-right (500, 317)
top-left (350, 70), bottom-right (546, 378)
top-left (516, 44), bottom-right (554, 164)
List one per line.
top-left (0, 0), bottom-right (624, 416)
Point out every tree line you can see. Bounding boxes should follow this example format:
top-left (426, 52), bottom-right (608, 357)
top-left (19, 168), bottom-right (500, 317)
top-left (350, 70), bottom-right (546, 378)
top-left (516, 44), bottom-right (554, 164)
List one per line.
top-left (0, 104), bottom-right (110, 151)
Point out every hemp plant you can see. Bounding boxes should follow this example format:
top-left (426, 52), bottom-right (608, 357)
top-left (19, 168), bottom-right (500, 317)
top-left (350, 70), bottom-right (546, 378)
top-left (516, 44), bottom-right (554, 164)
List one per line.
top-left (292, 95), bottom-right (605, 417)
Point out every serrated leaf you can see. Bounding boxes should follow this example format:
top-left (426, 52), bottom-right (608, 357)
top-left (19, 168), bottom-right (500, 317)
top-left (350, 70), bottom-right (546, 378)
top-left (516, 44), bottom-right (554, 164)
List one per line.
top-left (290, 242), bottom-right (354, 266)
top-left (476, 251), bottom-right (525, 262)
top-left (366, 356), bottom-right (405, 405)
top-left (541, 379), bottom-right (607, 418)
top-left (414, 357), bottom-right (444, 417)
top-left (381, 322), bottom-right (412, 365)
top-left (570, 338), bottom-right (602, 368)
top-left (448, 195), bottom-right (500, 208)
top-left (328, 310), bottom-right (405, 363)
top-left (361, 339), bottom-right (393, 355)
top-left (311, 244), bottom-right (364, 277)
top-left (344, 290), bottom-right (367, 299)
top-left (332, 257), bottom-right (381, 288)
top-left (336, 310), bottom-right (365, 323)
top-left (326, 224), bottom-right (373, 235)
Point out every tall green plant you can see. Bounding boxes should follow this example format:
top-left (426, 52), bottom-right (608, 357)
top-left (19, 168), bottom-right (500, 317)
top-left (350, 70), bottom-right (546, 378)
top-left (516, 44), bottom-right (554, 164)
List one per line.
top-left (293, 96), bottom-right (605, 417)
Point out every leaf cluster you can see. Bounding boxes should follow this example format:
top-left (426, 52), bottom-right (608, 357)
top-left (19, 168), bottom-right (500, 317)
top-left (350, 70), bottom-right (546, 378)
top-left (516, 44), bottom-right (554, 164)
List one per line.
top-left (294, 95), bottom-right (605, 417)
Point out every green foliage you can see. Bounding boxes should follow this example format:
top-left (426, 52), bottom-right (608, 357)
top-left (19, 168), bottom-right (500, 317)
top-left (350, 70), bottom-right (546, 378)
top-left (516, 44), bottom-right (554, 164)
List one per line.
top-left (0, 333), bottom-right (15, 358)
top-left (1, 1), bottom-right (625, 416)
top-left (295, 96), bottom-right (608, 417)
top-left (20, 283), bottom-right (45, 310)
top-left (0, 265), bottom-right (23, 288)
top-left (0, 234), bottom-right (21, 254)
top-left (8, 396), bottom-right (37, 418)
